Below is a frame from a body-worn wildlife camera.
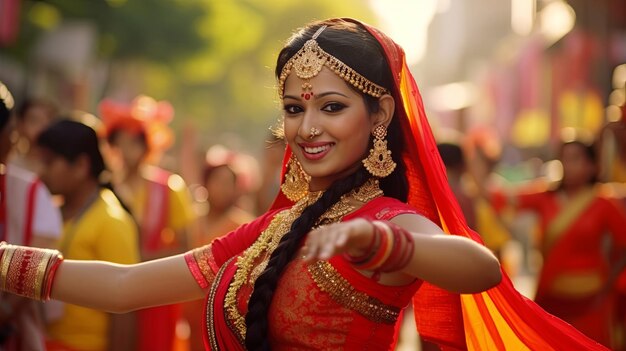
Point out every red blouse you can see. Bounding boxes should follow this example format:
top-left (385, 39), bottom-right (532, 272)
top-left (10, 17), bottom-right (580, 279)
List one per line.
top-left (185, 197), bottom-right (422, 350)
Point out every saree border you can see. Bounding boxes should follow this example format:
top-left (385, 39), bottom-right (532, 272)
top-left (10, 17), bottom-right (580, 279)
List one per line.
top-left (206, 257), bottom-right (235, 351)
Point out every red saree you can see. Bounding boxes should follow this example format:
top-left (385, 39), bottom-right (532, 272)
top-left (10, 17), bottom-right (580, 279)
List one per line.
top-left (188, 18), bottom-right (609, 350)
top-left (505, 188), bottom-right (626, 347)
top-left (194, 197), bottom-right (422, 350)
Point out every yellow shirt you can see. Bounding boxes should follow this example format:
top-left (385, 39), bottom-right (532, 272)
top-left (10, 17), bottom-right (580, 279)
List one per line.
top-left (47, 189), bottom-right (140, 351)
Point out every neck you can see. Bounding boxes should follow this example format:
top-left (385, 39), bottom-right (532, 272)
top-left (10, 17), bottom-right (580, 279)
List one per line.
top-left (121, 164), bottom-right (142, 182)
top-left (206, 206), bottom-right (230, 220)
top-left (62, 180), bottom-right (100, 220)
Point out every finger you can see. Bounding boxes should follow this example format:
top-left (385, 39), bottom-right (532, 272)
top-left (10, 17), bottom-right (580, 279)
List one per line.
top-left (319, 227), bottom-right (346, 260)
top-left (303, 227), bottom-right (324, 262)
top-left (335, 230), bottom-right (349, 248)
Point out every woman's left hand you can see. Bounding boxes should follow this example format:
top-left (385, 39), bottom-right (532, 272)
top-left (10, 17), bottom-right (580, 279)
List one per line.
top-left (301, 218), bottom-right (373, 262)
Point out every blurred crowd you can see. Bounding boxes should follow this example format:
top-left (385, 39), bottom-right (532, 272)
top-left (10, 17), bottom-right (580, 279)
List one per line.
top-left (1, 73), bottom-right (626, 351)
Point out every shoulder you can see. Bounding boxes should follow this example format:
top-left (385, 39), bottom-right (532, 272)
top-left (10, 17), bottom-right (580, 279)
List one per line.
top-left (97, 189), bottom-right (135, 227)
top-left (142, 166), bottom-right (186, 191)
top-left (349, 196), bottom-right (421, 221)
top-left (6, 163), bottom-right (36, 185)
top-left (597, 182), bottom-right (626, 200)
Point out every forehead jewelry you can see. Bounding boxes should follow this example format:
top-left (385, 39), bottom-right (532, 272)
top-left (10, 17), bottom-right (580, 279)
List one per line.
top-left (279, 25), bottom-right (390, 100)
top-left (309, 127), bottom-right (321, 139)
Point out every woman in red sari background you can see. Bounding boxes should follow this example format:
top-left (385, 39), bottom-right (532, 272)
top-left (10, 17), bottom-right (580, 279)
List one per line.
top-left (0, 18), bottom-right (612, 350)
top-left (491, 138), bottom-right (626, 348)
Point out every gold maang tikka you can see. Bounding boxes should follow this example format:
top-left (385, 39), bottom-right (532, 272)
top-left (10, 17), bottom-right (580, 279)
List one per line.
top-left (278, 25), bottom-right (390, 100)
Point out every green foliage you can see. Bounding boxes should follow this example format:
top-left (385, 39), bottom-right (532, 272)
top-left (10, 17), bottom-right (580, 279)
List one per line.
top-left (60, 0), bottom-right (205, 60)
top-left (5, 0), bottom-right (377, 152)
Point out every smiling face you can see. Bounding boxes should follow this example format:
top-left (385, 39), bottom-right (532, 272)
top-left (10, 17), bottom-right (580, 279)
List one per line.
top-left (282, 67), bottom-right (377, 191)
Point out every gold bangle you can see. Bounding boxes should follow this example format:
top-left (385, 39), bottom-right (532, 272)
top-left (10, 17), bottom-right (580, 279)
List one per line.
top-left (0, 245), bottom-right (63, 300)
top-left (1, 245), bottom-right (16, 291)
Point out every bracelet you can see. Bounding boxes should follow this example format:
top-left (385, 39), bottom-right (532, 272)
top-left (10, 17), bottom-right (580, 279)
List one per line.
top-left (0, 242), bottom-right (64, 301)
top-left (343, 222), bottom-right (380, 265)
top-left (343, 221), bottom-right (414, 278)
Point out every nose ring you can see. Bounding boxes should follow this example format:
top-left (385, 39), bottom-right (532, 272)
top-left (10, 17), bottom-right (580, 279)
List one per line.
top-left (309, 127), bottom-right (321, 139)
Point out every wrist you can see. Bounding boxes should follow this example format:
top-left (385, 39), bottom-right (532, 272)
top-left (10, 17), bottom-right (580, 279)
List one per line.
top-left (342, 220), bottom-right (414, 278)
top-left (0, 242), bottom-right (64, 301)
top-left (345, 220), bottom-right (378, 258)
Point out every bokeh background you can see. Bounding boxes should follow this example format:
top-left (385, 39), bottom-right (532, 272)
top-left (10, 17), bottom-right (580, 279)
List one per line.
top-left (1, 0), bottom-right (624, 163)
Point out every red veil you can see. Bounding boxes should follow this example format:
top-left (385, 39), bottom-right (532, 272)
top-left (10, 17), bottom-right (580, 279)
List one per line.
top-left (271, 18), bottom-right (607, 350)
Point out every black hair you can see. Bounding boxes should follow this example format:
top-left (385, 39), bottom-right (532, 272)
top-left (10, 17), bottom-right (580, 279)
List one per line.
top-left (37, 120), bottom-right (106, 180)
top-left (559, 140), bottom-right (598, 186)
top-left (437, 142), bottom-right (465, 171)
top-left (245, 19), bottom-right (408, 350)
top-left (106, 127), bottom-right (149, 149)
top-left (0, 82), bottom-right (14, 132)
top-left (0, 95), bottom-right (10, 132)
top-left (37, 119), bottom-right (133, 213)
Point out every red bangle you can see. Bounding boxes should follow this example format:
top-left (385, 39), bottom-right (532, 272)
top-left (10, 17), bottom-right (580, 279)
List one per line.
top-left (43, 255), bottom-right (64, 300)
top-left (378, 221), bottom-right (414, 272)
top-left (358, 221), bottom-right (393, 271)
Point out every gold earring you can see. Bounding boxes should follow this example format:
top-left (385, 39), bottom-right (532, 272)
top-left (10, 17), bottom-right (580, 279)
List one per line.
top-left (281, 154), bottom-right (309, 202)
top-left (363, 125), bottom-right (396, 178)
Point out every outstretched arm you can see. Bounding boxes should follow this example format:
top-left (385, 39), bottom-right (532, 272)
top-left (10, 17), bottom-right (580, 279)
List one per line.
top-left (51, 254), bottom-right (206, 313)
top-left (303, 214), bottom-right (501, 294)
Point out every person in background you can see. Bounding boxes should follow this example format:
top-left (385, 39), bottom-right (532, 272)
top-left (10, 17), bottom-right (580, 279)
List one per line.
top-left (37, 119), bottom-right (139, 351)
top-left (485, 134), bottom-right (626, 348)
top-left (183, 145), bottom-right (254, 351)
top-left (464, 129), bottom-right (513, 265)
top-left (10, 98), bottom-right (57, 174)
top-left (99, 95), bottom-right (194, 351)
top-left (437, 142), bottom-right (476, 229)
top-left (0, 82), bottom-right (62, 351)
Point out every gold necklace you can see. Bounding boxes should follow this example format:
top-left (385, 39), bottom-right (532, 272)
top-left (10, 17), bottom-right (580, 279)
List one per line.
top-left (223, 178), bottom-right (383, 341)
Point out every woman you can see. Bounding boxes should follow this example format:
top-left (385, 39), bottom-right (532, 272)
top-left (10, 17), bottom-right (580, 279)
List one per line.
top-left (0, 84), bottom-right (62, 351)
top-left (490, 139), bottom-right (626, 348)
top-left (0, 19), bottom-right (609, 350)
top-left (184, 145), bottom-right (254, 351)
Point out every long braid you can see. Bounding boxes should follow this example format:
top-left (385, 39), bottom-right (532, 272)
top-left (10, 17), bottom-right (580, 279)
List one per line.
top-left (244, 167), bottom-right (371, 350)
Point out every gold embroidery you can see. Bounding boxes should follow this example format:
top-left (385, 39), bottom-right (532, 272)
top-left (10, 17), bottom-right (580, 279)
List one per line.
top-left (308, 261), bottom-right (400, 324)
top-left (224, 179), bottom-right (383, 341)
top-left (550, 271), bottom-right (604, 298)
top-left (193, 245), bottom-right (216, 284)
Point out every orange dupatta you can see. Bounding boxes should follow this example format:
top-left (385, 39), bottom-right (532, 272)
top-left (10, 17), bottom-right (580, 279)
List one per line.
top-left (271, 18), bottom-right (607, 350)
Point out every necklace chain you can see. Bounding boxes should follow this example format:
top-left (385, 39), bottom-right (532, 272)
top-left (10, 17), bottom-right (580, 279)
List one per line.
top-left (223, 178), bottom-right (383, 341)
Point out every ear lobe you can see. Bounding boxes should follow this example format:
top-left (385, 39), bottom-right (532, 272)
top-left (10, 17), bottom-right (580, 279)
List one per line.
top-left (373, 94), bottom-right (395, 129)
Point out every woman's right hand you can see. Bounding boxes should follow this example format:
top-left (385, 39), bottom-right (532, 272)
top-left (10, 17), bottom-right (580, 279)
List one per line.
top-left (301, 218), bottom-right (374, 262)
